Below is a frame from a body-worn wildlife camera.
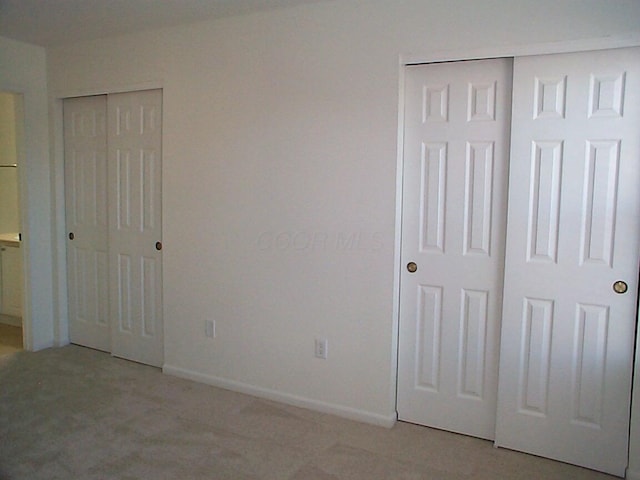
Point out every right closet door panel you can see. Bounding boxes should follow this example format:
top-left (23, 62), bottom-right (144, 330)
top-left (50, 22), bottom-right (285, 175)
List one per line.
top-left (496, 47), bottom-right (640, 477)
top-left (107, 89), bottom-right (163, 368)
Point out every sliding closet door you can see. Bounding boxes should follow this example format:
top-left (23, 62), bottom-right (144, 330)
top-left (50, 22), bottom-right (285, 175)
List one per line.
top-left (65, 90), bottom-right (163, 367)
top-left (397, 58), bottom-right (512, 439)
top-left (64, 95), bottom-right (110, 352)
top-left (107, 90), bottom-right (163, 367)
top-left (496, 47), bottom-right (640, 477)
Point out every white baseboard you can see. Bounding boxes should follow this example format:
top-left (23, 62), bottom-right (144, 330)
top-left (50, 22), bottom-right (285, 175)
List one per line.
top-left (163, 363), bottom-right (397, 428)
top-left (627, 468), bottom-right (640, 480)
top-left (31, 340), bottom-right (56, 352)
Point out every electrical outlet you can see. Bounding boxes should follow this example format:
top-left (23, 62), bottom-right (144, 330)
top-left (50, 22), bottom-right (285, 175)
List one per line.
top-left (205, 320), bottom-right (215, 338)
top-left (314, 338), bottom-right (328, 359)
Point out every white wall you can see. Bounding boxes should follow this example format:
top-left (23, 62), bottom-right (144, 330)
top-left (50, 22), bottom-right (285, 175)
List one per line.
top-left (46, 0), bottom-right (640, 463)
top-left (0, 36), bottom-right (55, 350)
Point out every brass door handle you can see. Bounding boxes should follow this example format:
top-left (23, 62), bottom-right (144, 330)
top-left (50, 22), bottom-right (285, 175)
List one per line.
top-left (68, 232), bottom-right (74, 240)
top-left (407, 262), bottom-right (417, 273)
top-left (155, 241), bottom-right (162, 251)
top-left (613, 280), bottom-right (628, 294)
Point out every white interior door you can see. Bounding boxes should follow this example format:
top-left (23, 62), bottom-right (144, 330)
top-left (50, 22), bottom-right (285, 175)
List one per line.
top-left (495, 47), bottom-right (640, 477)
top-left (107, 89), bottom-right (163, 367)
top-left (64, 95), bottom-right (110, 352)
top-left (397, 58), bottom-right (512, 440)
top-left (64, 90), bottom-right (163, 367)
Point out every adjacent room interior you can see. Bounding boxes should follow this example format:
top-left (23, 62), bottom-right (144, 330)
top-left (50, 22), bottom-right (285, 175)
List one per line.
top-left (0, 91), bottom-right (23, 356)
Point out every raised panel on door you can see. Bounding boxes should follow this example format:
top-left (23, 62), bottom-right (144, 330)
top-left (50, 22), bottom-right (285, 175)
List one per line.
top-left (107, 89), bottom-right (163, 367)
top-left (397, 58), bottom-right (512, 440)
top-left (495, 48), bottom-right (640, 477)
top-left (64, 95), bottom-right (110, 352)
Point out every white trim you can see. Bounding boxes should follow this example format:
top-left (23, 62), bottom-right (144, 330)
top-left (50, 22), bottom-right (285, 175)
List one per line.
top-left (50, 96), bottom-right (68, 347)
top-left (53, 80), bottom-right (163, 100)
top-left (390, 54), bottom-right (406, 414)
top-left (163, 363), bottom-right (397, 428)
top-left (401, 33), bottom-right (640, 65)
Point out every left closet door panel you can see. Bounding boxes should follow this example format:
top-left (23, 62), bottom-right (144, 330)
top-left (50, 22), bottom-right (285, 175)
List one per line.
top-left (64, 95), bottom-right (110, 352)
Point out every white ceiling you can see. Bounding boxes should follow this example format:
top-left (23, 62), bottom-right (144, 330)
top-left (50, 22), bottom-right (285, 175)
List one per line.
top-left (0, 0), bottom-right (330, 47)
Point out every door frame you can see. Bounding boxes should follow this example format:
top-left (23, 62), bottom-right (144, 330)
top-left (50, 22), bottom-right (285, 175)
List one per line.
top-left (392, 33), bottom-right (640, 479)
top-left (51, 80), bottom-right (163, 352)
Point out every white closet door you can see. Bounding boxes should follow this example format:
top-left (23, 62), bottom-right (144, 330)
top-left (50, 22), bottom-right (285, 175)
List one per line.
top-left (107, 89), bottom-right (163, 367)
top-left (397, 59), bottom-right (512, 439)
top-left (65, 90), bottom-right (163, 367)
top-left (496, 47), bottom-right (640, 477)
top-left (64, 95), bottom-right (110, 352)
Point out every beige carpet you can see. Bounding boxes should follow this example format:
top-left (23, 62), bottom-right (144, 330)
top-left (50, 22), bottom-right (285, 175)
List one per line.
top-left (0, 346), bottom-right (617, 480)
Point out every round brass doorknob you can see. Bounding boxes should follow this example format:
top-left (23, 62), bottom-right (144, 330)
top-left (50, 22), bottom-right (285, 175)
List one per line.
top-left (68, 232), bottom-right (74, 240)
top-left (155, 241), bottom-right (162, 251)
top-left (613, 280), bottom-right (628, 294)
top-left (407, 262), bottom-right (418, 273)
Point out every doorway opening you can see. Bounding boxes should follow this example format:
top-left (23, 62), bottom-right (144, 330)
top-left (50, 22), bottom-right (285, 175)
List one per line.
top-left (0, 92), bottom-right (25, 356)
